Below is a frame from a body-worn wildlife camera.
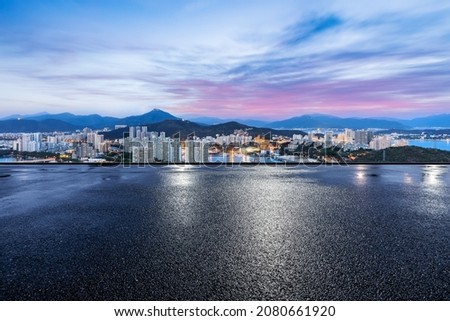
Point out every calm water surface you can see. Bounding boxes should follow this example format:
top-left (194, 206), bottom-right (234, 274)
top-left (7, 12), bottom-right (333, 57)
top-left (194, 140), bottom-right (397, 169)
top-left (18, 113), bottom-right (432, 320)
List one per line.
top-left (0, 165), bottom-right (449, 300)
top-left (408, 139), bottom-right (450, 151)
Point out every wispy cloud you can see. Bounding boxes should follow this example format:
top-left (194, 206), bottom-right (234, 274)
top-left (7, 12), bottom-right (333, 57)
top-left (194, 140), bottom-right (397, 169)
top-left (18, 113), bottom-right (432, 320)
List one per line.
top-left (0, 0), bottom-right (449, 118)
top-left (282, 15), bottom-right (344, 46)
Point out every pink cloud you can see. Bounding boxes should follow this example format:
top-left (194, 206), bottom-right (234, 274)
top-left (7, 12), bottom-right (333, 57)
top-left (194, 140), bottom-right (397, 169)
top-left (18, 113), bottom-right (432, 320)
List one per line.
top-left (163, 76), bottom-right (447, 120)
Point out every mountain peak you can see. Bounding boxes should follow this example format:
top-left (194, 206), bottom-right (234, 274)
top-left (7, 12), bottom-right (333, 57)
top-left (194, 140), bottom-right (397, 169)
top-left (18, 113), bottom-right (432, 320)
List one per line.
top-left (142, 108), bottom-right (173, 116)
top-left (148, 108), bottom-right (165, 113)
top-left (121, 108), bottom-right (179, 126)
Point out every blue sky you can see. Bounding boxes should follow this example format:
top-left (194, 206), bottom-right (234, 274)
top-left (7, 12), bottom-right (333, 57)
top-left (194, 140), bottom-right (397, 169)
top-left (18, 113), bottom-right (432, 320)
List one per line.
top-left (1, 0), bottom-right (450, 119)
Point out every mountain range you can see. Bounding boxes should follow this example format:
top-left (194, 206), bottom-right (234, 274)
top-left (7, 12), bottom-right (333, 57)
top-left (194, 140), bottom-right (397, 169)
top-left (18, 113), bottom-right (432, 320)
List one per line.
top-left (189, 113), bottom-right (450, 129)
top-left (0, 108), bottom-right (449, 133)
top-left (267, 114), bottom-right (408, 129)
top-left (0, 119), bottom-right (79, 133)
top-left (0, 109), bottom-right (178, 132)
top-left (102, 119), bottom-right (306, 140)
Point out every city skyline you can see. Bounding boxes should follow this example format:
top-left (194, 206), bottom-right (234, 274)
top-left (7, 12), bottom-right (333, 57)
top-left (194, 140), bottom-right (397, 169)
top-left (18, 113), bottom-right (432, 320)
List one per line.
top-left (1, 0), bottom-right (450, 119)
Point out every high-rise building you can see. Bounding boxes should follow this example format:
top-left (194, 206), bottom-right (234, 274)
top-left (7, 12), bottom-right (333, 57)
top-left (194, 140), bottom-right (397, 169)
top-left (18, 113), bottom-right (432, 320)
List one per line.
top-left (75, 143), bottom-right (95, 159)
top-left (136, 127), bottom-right (141, 141)
top-left (131, 145), bottom-right (141, 163)
top-left (141, 126), bottom-right (148, 139)
top-left (13, 139), bottom-right (22, 151)
top-left (129, 126), bottom-right (135, 139)
top-left (355, 130), bottom-right (373, 145)
top-left (33, 133), bottom-right (42, 143)
top-left (201, 142), bottom-right (209, 163)
top-left (162, 140), bottom-right (169, 162)
top-left (94, 134), bottom-right (104, 151)
top-left (21, 134), bottom-right (31, 152)
top-left (194, 141), bottom-right (201, 162)
top-left (155, 136), bottom-right (164, 161)
top-left (20, 134), bottom-right (40, 152)
top-left (147, 141), bottom-right (154, 162)
top-left (131, 141), bottom-right (154, 163)
top-left (171, 139), bottom-right (181, 163)
top-left (325, 131), bottom-right (333, 148)
top-left (185, 140), bottom-right (195, 163)
top-left (344, 129), bottom-right (354, 143)
top-left (188, 141), bottom-right (209, 163)
top-left (369, 136), bottom-right (392, 150)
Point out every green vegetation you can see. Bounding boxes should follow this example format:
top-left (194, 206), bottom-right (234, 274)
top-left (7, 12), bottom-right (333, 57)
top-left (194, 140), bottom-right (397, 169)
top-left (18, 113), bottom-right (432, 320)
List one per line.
top-left (0, 150), bottom-right (61, 160)
top-left (350, 146), bottom-right (450, 163)
top-left (318, 147), bottom-right (343, 158)
top-left (0, 150), bottom-right (12, 157)
top-left (102, 119), bottom-right (306, 140)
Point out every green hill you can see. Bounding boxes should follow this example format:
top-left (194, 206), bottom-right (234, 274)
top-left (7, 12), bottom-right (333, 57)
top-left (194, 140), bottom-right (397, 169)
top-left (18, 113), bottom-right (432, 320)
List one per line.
top-left (102, 119), bottom-right (307, 140)
top-left (351, 146), bottom-right (450, 163)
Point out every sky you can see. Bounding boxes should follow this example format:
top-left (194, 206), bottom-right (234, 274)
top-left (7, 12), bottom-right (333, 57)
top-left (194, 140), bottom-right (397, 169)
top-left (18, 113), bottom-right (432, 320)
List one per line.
top-left (1, 0), bottom-right (450, 120)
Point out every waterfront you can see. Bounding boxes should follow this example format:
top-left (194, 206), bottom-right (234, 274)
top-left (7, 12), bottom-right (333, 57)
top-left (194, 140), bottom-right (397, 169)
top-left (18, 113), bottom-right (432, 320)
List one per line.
top-left (0, 165), bottom-right (449, 300)
top-left (0, 157), bottom-right (15, 163)
top-left (408, 139), bottom-right (450, 151)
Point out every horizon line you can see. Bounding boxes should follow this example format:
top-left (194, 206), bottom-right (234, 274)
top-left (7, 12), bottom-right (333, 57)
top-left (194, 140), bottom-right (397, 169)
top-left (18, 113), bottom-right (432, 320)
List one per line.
top-left (1, 108), bottom-right (449, 122)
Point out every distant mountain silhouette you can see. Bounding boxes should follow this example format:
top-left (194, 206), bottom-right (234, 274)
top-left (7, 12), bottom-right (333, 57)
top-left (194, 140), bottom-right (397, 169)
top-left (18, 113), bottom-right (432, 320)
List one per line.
top-left (13, 108), bottom-right (179, 129)
top-left (267, 114), bottom-right (409, 129)
top-left (102, 119), bottom-right (306, 140)
top-left (120, 109), bottom-right (179, 126)
top-left (189, 113), bottom-right (450, 129)
top-left (24, 112), bottom-right (119, 128)
top-left (0, 112), bottom-right (50, 121)
top-left (1, 108), bottom-right (449, 133)
top-left (402, 114), bottom-right (450, 128)
top-left (186, 116), bottom-right (270, 127)
top-left (0, 119), bottom-right (79, 133)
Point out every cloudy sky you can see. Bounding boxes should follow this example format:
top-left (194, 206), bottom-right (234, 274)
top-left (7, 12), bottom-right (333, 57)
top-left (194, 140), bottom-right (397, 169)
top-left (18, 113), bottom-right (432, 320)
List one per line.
top-left (1, 0), bottom-right (450, 119)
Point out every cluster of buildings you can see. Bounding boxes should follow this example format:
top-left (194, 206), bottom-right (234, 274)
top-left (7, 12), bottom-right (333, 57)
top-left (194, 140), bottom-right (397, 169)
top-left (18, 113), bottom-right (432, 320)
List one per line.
top-left (9, 128), bottom-right (111, 160)
top-left (124, 126), bottom-right (409, 162)
top-left (287, 129), bottom-right (407, 152)
top-left (369, 135), bottom-right (408, 150)
top-left (125, 126), bottom-right (209, 163)
top-left (4, 125), bottom-right (410, 163)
